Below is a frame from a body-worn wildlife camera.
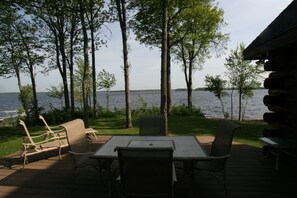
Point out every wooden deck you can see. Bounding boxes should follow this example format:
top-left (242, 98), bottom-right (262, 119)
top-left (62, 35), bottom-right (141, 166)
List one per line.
top-left (0, 136), bottom-right (297, 198)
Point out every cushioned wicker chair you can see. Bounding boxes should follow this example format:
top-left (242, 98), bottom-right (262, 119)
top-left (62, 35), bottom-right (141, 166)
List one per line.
top-left (193, 120), bottom-right (241, 197)
top-left (19, 119), bottom-right (66, 169)
top-left (115, 147), bottom-right (175, 198)
top-left (139, 115), bottom-right (166, 136)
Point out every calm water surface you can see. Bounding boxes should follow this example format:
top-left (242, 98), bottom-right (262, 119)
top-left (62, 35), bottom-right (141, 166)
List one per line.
top-left (0, 90), bottom-right (268, 120)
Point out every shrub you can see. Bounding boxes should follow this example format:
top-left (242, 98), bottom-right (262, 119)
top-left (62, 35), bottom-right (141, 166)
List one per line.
top-left (171, 104), bottom-right (205, 117)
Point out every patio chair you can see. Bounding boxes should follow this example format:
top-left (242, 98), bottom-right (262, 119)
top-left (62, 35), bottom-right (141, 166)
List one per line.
top-left (60, 119), bottom-right (106, 184)
top-left (19, 119), bottom-right (66, 169)
top-left (39, 115), bottom-right (98, 140)
top-left (39, 115), bottom-right (68, 145)
top-left (115, 147), bottom-right (175, 198)
top-left (139, 115), bottom-right (166, 136)
top-left (193, 120), bottom-right (241, 197)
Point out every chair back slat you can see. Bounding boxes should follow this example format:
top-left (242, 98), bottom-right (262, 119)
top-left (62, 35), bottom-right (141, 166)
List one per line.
top-left (115, 147), bottom-right (173, 198)
top-left (210, 120), bottom-right (241, 157)
top-left (139, 115), bottom-right (166, 136)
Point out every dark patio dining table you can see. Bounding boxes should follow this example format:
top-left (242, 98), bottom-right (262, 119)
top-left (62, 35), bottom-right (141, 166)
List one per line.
top-left (91, 135), bottom-right (209, 161)
top-left (90, 135), bottom-right (209, 197)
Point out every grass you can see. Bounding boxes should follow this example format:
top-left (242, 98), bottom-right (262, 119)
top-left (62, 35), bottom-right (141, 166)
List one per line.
top-left (0, 116), bottom-right (268, 158)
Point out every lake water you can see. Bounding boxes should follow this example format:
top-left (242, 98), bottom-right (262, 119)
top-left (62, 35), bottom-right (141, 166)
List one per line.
top-left (0, 89), bottom-right (268, 120)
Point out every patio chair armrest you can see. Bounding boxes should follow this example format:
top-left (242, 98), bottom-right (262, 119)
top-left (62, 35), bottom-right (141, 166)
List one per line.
top-left (30, 133), bottom-right (49, 139)
top-left (51, 128), bottom-right (65, 133)
top-left (50, 125), bottom-right (62, 129)
top-left (68, 151), bottom-right (94, 156)
top-left (208, 154), bottom-right (230, 160)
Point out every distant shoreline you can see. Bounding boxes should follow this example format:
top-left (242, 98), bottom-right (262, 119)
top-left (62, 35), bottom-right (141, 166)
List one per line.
top-left (0, 87), bottom-right (266, 94)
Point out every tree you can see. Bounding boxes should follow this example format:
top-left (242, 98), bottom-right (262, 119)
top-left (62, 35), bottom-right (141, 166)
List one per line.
top-left (78, 0), bottom-right (91, 127)
top-left (225, 43), bottom-right (262, 121)
top-left (160, 0), bottom-right (169, 134)
top-left (0, 1), bottom-right (24, 95)
top-left (97, 69), bottom-right (116, 110)
top-left (20, 0), bottom-right (80, 114)
top-left (172, 1), bottom-right (227, 108)
top-left (113, 0), bottom-right (133, 128)
top-left (0, 2), bottom-right (44, 120)
top-left (129, 0), bottom-right (227, 112)
top-left (205, 75), bottom-right (228, 118)
top-left (19, 84), bottom-right (34, 122)
top-left (74, 56), bottom-right (92, 110)
top-left (85, 0), bottom-right (109, 118)
top-left (15, 18), bottom-right (44, 120)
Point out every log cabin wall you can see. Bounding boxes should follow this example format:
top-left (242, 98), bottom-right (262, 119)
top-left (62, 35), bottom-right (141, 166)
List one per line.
top-left (262, 48), bottom-right (297, 140)
top-left (243, 1), bottom-right (297, 141)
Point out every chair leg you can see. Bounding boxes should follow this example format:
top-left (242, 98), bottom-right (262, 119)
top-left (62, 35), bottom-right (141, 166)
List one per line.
top-left (222, 171), bottom-right (228, 198)
top-left (58, 147), bottom-right (62, 160)
top-left (71, 168), bottom-right (77, 191)
top-left (22, 155), bottom-right (27, 169)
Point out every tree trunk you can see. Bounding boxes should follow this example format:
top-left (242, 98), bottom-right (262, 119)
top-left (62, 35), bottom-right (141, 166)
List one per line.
top-left (58, 32), bottom-right (70, 113)
top-left (79, 0), bottom-right (90, 127)
top-left (238, 87), bottom-right (242, 121)
top-left (230, 87), bottom-right (234, 120)
top-left (30, 66), bottom-right (39, 120)
top-left (219, 98), bottom-right (225, 118)
top-left (188, 58), bottom-right (193, 108)
top-left (69, 20), bottom-right (76, 116)
top-left (90, 0), bottom-right (98, 118)
top-left (161, 0), bottom-right (168, 135)
top-left (166, 32), bottom-right (171, 114)
top-left (116, 0), bottom-right (132, 128)
top-left (242, 100), bottom-right (248, 121)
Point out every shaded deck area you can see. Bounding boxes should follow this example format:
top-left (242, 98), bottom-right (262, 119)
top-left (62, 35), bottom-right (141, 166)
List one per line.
top-left (1, 136), bottom-right (297, 198)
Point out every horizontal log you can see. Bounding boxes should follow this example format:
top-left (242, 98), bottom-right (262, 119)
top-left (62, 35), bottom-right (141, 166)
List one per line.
top-left (263, 128), bottom-right (285, 137)
top-left (264, 78), bottom-right (285, 89)
top-left (263, 95), bottom-right (284, 106)
top-left (264, 60), bottom-right (285, 71)
top-left (264, 77), bottom-right (295, 90)
top-left (263, 112), bottom-right (286, 123)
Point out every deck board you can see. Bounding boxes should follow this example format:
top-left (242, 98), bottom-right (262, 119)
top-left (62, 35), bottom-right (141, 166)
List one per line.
top-left (1, 136), bottom-right (297, 198)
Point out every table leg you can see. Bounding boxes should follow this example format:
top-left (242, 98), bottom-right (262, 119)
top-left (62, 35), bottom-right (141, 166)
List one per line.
top-left (275, 149), bottom-right (280, 170)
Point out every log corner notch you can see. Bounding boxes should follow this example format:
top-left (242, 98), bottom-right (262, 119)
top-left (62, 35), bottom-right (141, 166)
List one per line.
top-left (243, 1), bottom-right (297, 141)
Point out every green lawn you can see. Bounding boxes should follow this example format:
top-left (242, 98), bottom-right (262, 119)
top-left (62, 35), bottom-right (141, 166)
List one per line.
top-left (0, 116), bottom-right (268, 158)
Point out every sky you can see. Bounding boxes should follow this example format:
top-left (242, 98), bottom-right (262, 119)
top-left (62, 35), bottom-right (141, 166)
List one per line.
top-left (0, 0), bottom-right (294, 93)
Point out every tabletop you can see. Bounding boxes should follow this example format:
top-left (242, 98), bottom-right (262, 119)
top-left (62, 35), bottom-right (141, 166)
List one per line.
top-left (91, 136), bottom-right (209, 161)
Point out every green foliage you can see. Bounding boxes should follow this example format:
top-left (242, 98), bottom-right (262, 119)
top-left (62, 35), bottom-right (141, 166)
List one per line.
top-left (205, 75), bottom-right (228, 118)
top-left (97, 69), bottom-right (117, 90)
top-left (40, 109), bottom-right (71, 125)
top-left (19, 84), bottom-right (43, 122)
top-left (97, 69), bottom-right (117, 110)
top-left (74, 57), bottom-right (92, 105)
top-left (225, 42), bottom-right (263, 120)
top-left (205, 75), bottom-right (228, 99)
top-left (171, 104), bottom-right (205, 117)
top-left (131, 96), bottom-right (159, 116)
top-left (46, 83), bottom-right (64, 109)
